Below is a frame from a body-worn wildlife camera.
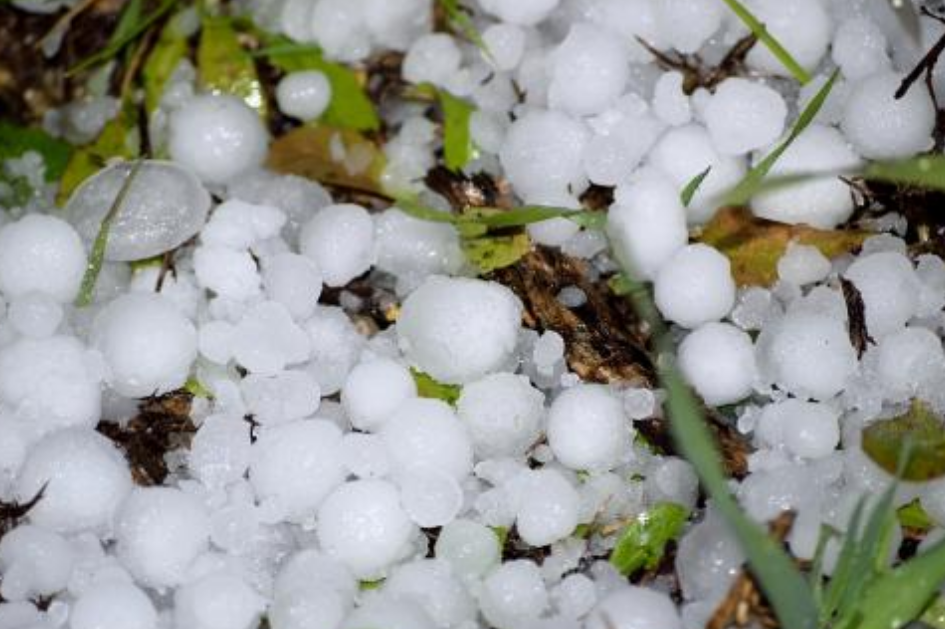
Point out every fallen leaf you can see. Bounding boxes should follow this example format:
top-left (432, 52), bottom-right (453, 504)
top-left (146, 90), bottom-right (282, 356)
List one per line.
top-left (462, 232), bottom-right (531, 273)
top-left (411, 368), bottom-right (461, 406)
top-left (862, 400), bottom-right (945, 482)
top-left (198, 16), bottom-right (267, 117)
top-left (609, 502), bottom-right (689, 576)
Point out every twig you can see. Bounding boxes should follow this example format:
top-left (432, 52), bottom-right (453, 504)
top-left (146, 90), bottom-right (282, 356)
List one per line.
top-left (895, 8), bottom-right (945, 100)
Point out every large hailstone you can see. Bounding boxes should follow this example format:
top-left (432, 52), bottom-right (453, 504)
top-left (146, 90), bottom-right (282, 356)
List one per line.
top-left (380, 398), bottom-right (473, 481)
top-left (0, 524), bottom-right (75, 601)
top-left (64, 160), bottom-right (211, 261)
top-left (744, 0), bottom-right (831, 77)
top-left (704, 78), bottom-right (787, 156)
top-left (586, 586), bottom-right (683, 629)
top-left (844, 251), bottom-right (920, 338)
top-left (299, 204), bottom-right (375, 287)
top-left (678, 323), bottom-right (757, 406)
top-left (0, 214), bottom-right (86, 303)
top-left (546, 384), bottom-right (630, 472)
top-left (397, 276), bottom-right (522, 384)
top-left (478, 0), bottom-right (559, 25)
top-left (456, 373), bottom-right (544, 459)
top-left (654, 244), bottom-right (736, 328)
top-left (548, 23), bottom-right (629, 116)
top-left (70, 581), bottom-right (157, 629)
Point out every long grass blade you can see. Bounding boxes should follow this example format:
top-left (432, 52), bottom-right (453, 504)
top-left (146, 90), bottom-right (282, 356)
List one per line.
top-left (718, 0), bottom-right (812, 84)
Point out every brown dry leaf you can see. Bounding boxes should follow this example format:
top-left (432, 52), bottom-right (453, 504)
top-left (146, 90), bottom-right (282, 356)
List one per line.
top-left (266, 125), bottom-right (386, 197)
top-left (699, 207), bottom-right (868, 286)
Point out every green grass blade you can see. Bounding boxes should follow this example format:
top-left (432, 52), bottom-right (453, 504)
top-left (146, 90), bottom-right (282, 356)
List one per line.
top-left (436, 0), bottom-right (492, 60)
top-left (821, 496), bottom-right (867, 621)
top-left (680, 166), bottom-right (711, 207)
top-left (438, 88), bottom-right (476, 171)
top-left (718, 0), bottom-right (812, 84)
top-left (865, 156), bottom-right (945, 191)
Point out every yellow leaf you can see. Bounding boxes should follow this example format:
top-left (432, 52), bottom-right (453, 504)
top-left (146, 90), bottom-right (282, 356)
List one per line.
top-left (198, 16), bottom-right (267, 117)
top-left (462, 232), bottom-right (531, 273)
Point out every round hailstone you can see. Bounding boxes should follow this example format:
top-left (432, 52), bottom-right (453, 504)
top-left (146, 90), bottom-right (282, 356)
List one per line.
top-left (514, 469), bottom-right (581, 547)
top-left (8, 293), bottom-right (63, 339)
top-left (482, 23), bottom-right (525, 71)
top-left (832, 17), bottom-right (890, 81)
top-left (64, 160), bottom-right (211, 262)
top-left (262, 253), bottom-right (323, 321)
top-left (168, 94), bottom-right (268, 185)
top-left (193, 245), bottom-right (261, 301)
top-left (777, 242), bottom-right (832, 286)
top-left (546, 384), bottom-right (630, 472)
top-left (15, 428), bottom-right (131, 534)
top-left (384, 560), bottom-right (476, 629)
top-left (380, 398), bottom-right (473, 481)
top-left (678, 323), bottom-right (757, 406)
top-left (751, 125), bottom-right (861, 229)
top-left (704, 78), bottom-right (787, 156)
top-left (456, 373), bottom-right (544, 459)
top-left (241, 370), bottom-right (320, 425)
top-left (271, 550), bottom-right (356, 629)
top-left (434, 519), bottom-right (501, 579)
top-left (199, 198), bottom-right (286, 249)
top-left (652, 71), bottom-right (691, 126)
top-left (499, 110), bottom-right (588, 201)
top-left (585, 586), bottom-right (682, 629)
top-left (115, 487), bottom-right (210, 589)
top-left (757, 399), bottom-right (840, 459)
top-left (876, 326), bottom-right (945, 401)
top-left (756, 311), bottom-right (857, 400)
top-left (744, 0), bottom-right (831, 77)
top-left (342, 595), bottom-right (436, 629)
top-left (341, 433), bottom-right (391, 479)
top-left (276, 71), bottom-right (332, 121)
top-left (317, 480), bottom-right (416, 579)
top-left (644, 457), bottom-right (699, 510)
top-left (300, 204), bottom-right (375, 287)
top-left (397, 276), bottom-right (522, 384)
top-left (398, 467), bottom-right (464, 528)
top-left (479, 560), bottom-right (549, 629)
top-left (174, 572), bottom-right (265, 629)
top-left (0, 214), bottom-right (85, 303)
top-left (0, 525), bottom-right (74, 601)
top-left (606, 173), bottom-right (688, 280)
top-left (402, 34), bottom-right (462, 87)
top-left (548, 23), bottom-right (629, 116)
top-left (654, 244), bottom-right (736, 328)
top-left (227, 171), bottom-right (332, 246)
top-left (341, 358), bottom-right (417, 432)
top-left (304, 306), bottom-right (364, 395)
top-left (478, 0), bottom-right (559, 25)
top-left (845, 251), bottom-right (920, 338)
top-left (656, 0), bottom-right (723, 54)
top-left (70, 581), bottom-right (157, 629)
top-left (375, 208), bottom-right (464, 291)
top-left (188, 414), bottom-right (252, 489)
top-left (841, 71), bottom-right (935, 159)
top-left (91, 292), bottom-right (197, 397)
top-left (232, 301), bottom-right (311, 375)
top-left (249, 419), bottom-right (345, 522)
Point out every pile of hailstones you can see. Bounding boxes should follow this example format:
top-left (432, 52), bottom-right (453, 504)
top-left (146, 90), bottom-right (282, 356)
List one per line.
top-left (3, 0), bottom-right (945, 629)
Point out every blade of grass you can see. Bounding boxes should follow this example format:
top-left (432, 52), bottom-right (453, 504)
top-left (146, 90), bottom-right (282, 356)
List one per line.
top-left (438, 88), bottom-right (476, 171)
top-left (436, 0), bottom-right (493, 61)
top-left (718, 0), bottom-right (812, 84)
top-left (680, 166), bottom-right (711, 207)
top-left (865, 155), bottom-right (945, 191)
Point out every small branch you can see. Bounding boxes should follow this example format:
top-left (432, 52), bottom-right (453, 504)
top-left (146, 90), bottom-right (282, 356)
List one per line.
top-left (895, 8), bottom-right (945, 100)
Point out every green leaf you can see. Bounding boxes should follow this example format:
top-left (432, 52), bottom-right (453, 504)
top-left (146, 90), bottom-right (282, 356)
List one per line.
top-left (438, 88), bottom-right (476, 171)
top-left (198, 16), bottom-right (267, 116)
top-left (359, 578), bottom-right (384, 591)
top-left (436, 0), bottom-right (492, 59)
top-left (920, 596), bottom-right (945, 629)
top-left (899, 500), bottom-right (935, 532)
top-left (491, 525), bottom-right (509, 549)
top-left (0, 122), bottom-right (72, 181)
top-left (411, 368), bottom-right (462, 406)
top-left (862, 400), bottom-right (945, 482)
top-left (142, 13), bottom-right (189, 114)
top-left (865, 156), bottom-right (945, 191)
top-left (609, 502), bottom-right (689, 576)
top-left (184, 376), bottom-right (214, 399)
top-left (718, 0), bottom-right (812, 84)
top-left (680, 166), bottom-right (711, 207)
top-left (724, 70), bottom-right (839, 206)
top-left (462, 232), bottom-right (531, 273)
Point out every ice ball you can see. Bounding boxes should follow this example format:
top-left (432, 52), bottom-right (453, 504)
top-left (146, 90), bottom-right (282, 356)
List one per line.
top-left (0, 214), bottom-right (85, 303)
top-left (547, 384), bottom-right (630, 472)
top-left (678, 323), bottom-right (757, 406)
top-left (276, 70), bottom-right (332, 122)
top-left (655, 244), bottom-right (736, 328)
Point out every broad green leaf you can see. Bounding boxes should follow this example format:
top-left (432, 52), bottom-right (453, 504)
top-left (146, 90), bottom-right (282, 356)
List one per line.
top-left (866, 156), bottom-right (945, 191)
top-left (462, 232), bottom-right (531, 272)
top-left (724, 70), bottom-right (839, 206)
top-left (411, 368), bottom-right (462, 406)
top-left (899, 500), bottom-right (934, 532)
top-left (0, 122), bottom-right (72, 181)
top-left (862, 400), bottom-right (945, 482)
top-left (142, 14), bottom-right (189, 114)
top-left (609, 502), bottom-right (688, 576)
top-left (198, 16), bottom-right (267, 116)
top-left (718, 0), bottom-right (812, 84)
top-left (920, 596), bottom-right (945, 629)
top-left (680, 166), bottom-right (711, 207)
top-left (438, 88), bottom-right (476, 171)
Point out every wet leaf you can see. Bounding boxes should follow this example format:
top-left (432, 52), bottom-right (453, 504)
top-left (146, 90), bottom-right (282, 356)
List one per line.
top-left (411, 368), bottom-right (462, 406)
top-left (462, 232), bottom-right (531, 273)
top-left (438, 88), bottom-right (476, 171)
top-left (898, 499), bottom-right (934, 533)
top-left (142, 13), bottom-right (189, 114)
top-left (699, 206), bottom-right (867, 286)
top-left (609, 502), bottom-right (689, 576)
top-left (266, 125), bottom-right (386, 195)
top-left (681, 166), bottom-right (711, 207)
top-left (862, 400), bottom-right (945, 482)
top-left (0, 121), bottom-right (72, 181)
top-left (198, 16), bottom-right (267, 116)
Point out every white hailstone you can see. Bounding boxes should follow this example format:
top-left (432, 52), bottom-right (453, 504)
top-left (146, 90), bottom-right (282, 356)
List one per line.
top-left (168, 95), bottom-right (268, 185)
top-left (586, 0), bottom-right (662, 63)
top-left (644, 458), bottom-right (699, 510)
top-left (15, 428), bottom-right (131, 534)
top-left (744, 0), bottom-right (831, 76)
top-left (188, 414), bottom-right (252, 489)
top-left (0, 215), bottom-right (85, 303)
top-left (548, 23), bottom-right (629, 116)
top-left (300, 204), bottom-right (375, 287)
top-left (65, 160), bottom-right (211, 261)
top-left (514, 469), bottom-right (581, 547)
top-left (241, 370), bottom-right (320, 425)
top-left (585, 586), bottom-right (682, 629)
top-left (70, 581), bottom-right (157, 629)
top-left (841, 71), bottom-right (935, 160)
top-left (845, 251), bottom-right (920, 339)
top-left (678, 323), bottom-right (757, 406)
top-left (341, 596), bottom-right (436, 629)
top-left (198, 320), bottom-right (235, 365)
top-left (547, 384), bottom-right (630, 472)
top-left (606, 173), bottom-right (688, 280)
top-left (704, 78), bottom-right (787, 156)
top-left (342, 358), bottom-right (416, 432)
top-left (362, 0), bottom-right (431, 51)
top-left (374, 208), bottom-right (463, 292)
top-left (876, 327), bottom-right (945, 401)
top-left (478, 0), bottom-right (559, 25)
top-left (656, 0), bottom-right (723, 54)
top-left (751, 125), bottom-right (861, 229)
top-left (757, 311), bottom-right (857, 400)
top-left (91, 292), bottom-right (197, 397)
top-left (341, 432), bottom-right (390, 479)
top-left (482, 23), bottom-right (526, 71)
top-left (276, 71), bottom-right (331, 121)
top-left (9, 293), bottom-right (62, 338)
top-left (249, 420), bottom-right (345, 521)
top-left (399, 467), bottom-right (464, 528)
top-left (271, 550), bottom-right (356, 629)
top-left (479, 560), bottom-right (549, 629)
top-left (380, 398), bottom-right (473, 481)
top-left (384, 560), bottom-right (476, 628)
top-left (499, 110), bottom-right (589, 201)
top-left (434, 523), bottom-right (501, 582)
top-left (757, 399), bottom-right (839, 459)
top-left (199, 199), bottom-right (285, 250)
top-left (916, 254), bottom-right (945, 318)
top-left (305, 0), bottom-right (370, 62)
top-left (456, 373), bottom-right (544, 459)
top-left (227, 171), bottom-right (332, 246)
top-left (397, 276), bottom-right (522, 384)
top-left (582, 94), bottom-right (666, 188)
top-left (645, 124), bottom-right (746, 225)
top-left (0, 335), bottom-right (101, 430)
top-left (676, 509), bottom-right (744, 601)
top-left (304, 306), bottom-right (364, 395)
top-left (402, 34), bottom-right (462, 87)
top-left (174, 572), bottom-right (265, 629)
top-left (193, 245), bottom-right (261, 301)
top-left (777, 243), bottom-right (832, 285)
top-left (832, 17), bottom-right (890, 81)
top-left (317, 479), bottom-right (415, 579)
top-left (652, 71), bottom-right (691, 126)
top-left (552, 573), bottom-right (597, 619)
top-left (0, 525), bottom-right (74, 601)
top-left (262, 253), bottom-right (323, 321)
top-left (232, 301), bottom-right (311, 375)
top-left (654, 244), bottom-right (736, 328)
top-left (115, 487), bottom-right (210, 588)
